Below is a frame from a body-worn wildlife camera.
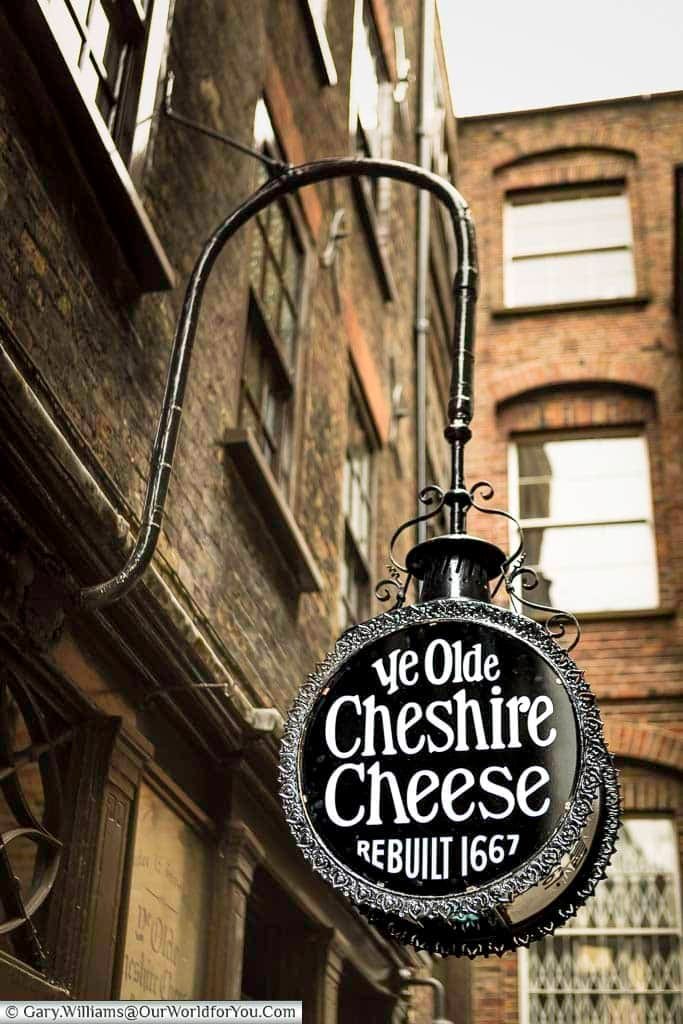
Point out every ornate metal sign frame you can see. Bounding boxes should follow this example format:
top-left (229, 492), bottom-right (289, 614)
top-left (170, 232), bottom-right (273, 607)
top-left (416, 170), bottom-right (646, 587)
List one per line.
top-left (279, 598), bottom-right (618, 930)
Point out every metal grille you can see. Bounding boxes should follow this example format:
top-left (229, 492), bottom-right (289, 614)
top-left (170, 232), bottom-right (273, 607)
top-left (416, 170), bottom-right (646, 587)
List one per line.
top-left (524, 818), bottom-right (683, 1024)
top-left (0, 667), bottom-right (69, 967)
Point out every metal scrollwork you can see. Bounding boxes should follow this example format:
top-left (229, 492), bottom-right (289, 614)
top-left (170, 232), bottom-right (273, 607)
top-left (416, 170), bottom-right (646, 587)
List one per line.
top-left (374, 477), bottom-right (582, 653)
top-left (374, 563), bottom-right (412, 611)
top-left (468, 480), bottom-right (581, 653)
top-left (387, 485), bottom-right (448, 574)
top-left (0, 668), bottom-right (67, 966)
top-left (374, 485), bottom-right (449, 608)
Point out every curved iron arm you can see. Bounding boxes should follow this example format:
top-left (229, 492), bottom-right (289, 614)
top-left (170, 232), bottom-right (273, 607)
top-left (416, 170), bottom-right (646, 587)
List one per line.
top-left (79, 157), bottom-right (478, 609)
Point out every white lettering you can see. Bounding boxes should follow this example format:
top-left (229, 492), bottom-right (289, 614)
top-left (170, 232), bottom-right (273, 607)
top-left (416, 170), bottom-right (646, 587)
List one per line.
top-left (441, 767), bottom-right (476, 822)
top-left (396, 702), bottom-right (425, 755)
top-left (527, 696), bottom-right (557, 747)
top-left (324, 763), bottom-right (365, 826)
top-left (405, 769), bottom-right (440, 823)
top-left (478, 765), bottom-right (516, 820)
top-left (517, 766), bottom-right (551, 817)
top-left (324, 695), bottom-right (362, 758)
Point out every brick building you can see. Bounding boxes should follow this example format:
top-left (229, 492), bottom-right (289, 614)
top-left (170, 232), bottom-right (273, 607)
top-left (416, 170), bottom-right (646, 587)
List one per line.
top-left (0, 0), bottom-right (458, 1017)
top-left (1, 1), bottom-right (682, 1021)
top-left (454, 93), bottom-right (683, 1024)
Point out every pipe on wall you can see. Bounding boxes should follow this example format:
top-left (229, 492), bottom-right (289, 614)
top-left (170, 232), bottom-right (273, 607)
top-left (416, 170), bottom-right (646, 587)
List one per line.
top-left (415, 0), bottom-right (436, 543)
top-left (399, 967), bottom-right (453, 1024)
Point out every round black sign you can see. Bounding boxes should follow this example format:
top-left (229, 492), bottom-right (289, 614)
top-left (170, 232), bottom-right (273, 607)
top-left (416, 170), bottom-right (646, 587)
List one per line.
top-left (279, 599), bottom-right (617, 947)
top-left (301, 618), bottom-right (578, 897)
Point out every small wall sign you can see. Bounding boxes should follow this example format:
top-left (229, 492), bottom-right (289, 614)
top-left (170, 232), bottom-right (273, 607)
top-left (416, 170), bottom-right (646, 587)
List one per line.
top-left (280, 599), bottom-right (619, 957)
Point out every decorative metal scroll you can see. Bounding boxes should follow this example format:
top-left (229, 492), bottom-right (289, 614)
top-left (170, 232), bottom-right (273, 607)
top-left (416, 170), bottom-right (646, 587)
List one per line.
top-left (375, 479), bottom-right (581, 653)
top-left (0, 668), bottom-right (67, 967)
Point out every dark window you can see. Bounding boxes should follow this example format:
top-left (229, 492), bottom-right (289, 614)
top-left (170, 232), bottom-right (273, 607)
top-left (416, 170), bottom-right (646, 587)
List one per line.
top-left (339, 392), bottom-right (375, 630)
top-left (240, 99), bottom-right (305, 494)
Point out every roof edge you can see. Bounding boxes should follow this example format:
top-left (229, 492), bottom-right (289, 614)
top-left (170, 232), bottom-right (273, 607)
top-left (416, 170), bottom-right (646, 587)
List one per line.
top-left (458, 88), bottom-right (683, 122)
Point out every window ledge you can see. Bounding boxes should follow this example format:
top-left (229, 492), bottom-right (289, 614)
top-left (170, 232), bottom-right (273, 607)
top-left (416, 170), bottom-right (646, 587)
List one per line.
top-left (15, 1), bottom-right (175, 292)
top-left (492, 294), bottom-right (651, 318)
top-left (575, 606), bottom-right (676, 623)
top-left (0, 950), bottom-right (69, 998)
top-left (223, 428), bottom-right (324, 594)
top-left (301, 0), bottom-right (338, 86)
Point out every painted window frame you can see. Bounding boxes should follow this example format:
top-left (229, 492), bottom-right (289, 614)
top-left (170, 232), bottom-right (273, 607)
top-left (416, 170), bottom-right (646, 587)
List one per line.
top-left (300, 0), bottom-right (337, 86)
top-left (14, 0), bottom-right (175, 289)
top-left (508, 428), bottom-right (659, 616)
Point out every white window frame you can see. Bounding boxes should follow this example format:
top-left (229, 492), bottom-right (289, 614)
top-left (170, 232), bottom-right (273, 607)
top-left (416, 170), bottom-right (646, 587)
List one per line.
top-left (504, 183), bottom-right (636, 308)
top-left (519, 815), bottom-right (683, 1023)
top-left (35, 0), bottom-right (172, 179)
top-left (301, 0), bottom-right (337, 86)
top-left (349, 0), bottom-right (393, 160)
top-left (15, 0), bottom-right (175, 288)
top-left (508, 429), bottom-right (659, 615)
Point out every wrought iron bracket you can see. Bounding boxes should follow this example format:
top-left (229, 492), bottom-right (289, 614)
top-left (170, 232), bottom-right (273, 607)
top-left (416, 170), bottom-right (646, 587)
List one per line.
top-left (78, 156), bottom-right (479, 609)
top-left (163, 72), bottom-right (290, 173)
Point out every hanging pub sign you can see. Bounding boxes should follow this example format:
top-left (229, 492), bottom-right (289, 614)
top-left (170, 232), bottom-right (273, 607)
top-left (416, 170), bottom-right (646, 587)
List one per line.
top-left (280, 583), bottom-right (619, 958)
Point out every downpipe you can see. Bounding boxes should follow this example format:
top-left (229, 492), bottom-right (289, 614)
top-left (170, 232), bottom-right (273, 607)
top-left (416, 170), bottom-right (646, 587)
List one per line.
top-left (399, 967), bottom-right (453, 1024)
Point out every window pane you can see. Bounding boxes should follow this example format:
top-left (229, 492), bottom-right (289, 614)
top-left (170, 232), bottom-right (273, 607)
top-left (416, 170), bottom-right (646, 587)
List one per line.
top-left (279, 298), bottom-right (295, 365)
top-left (261, 260), bottom-right (280, 325)
top-left (283, 234), bottom-right (303, 302)
top-left (253, 98), bottom-right (276, 151)
top-left (524, 521), bottom-right (658, 612)
top-left (518, 437), bottom-right (651, 523)
top-left (507, 248), bottom-right (636, 306)
top-left (89, 0), bottom-right (124, 85)
top-left (249, 224), bottom-right (265, 293)
top-left (356, 14), bottom-right (381, 139)
top-left (72, 0), bottom-right (92, 21)
top-left (504, 188), bottom-right (636, 307)
top-left (268, 202), bottom-right (286, 266)
top-left (309, 0), bottom-right (328, 23)
top-left (250, 101), bottom-right (302, 356)
top-left (508, 193), bottom-right (633, 257)
top-left (240, 303), bottom-right (292, 488)
top-left (341, 394), bottom-right (375, 627)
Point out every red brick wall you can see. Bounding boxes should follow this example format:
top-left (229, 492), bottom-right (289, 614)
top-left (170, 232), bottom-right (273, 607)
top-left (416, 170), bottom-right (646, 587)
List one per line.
top-left (458, 94), bottom-right (683, 1024)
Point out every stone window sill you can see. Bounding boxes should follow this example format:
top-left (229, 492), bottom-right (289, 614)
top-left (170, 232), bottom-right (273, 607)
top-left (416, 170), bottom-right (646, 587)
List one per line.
top-left (575, 606), bottom-right (676, 623)
top-left (223, 428), bottom-right (324, 594)
top-left (491, 294), bottom-right (651, 318)
top-left (301, 0), bottom-right (338, 86)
